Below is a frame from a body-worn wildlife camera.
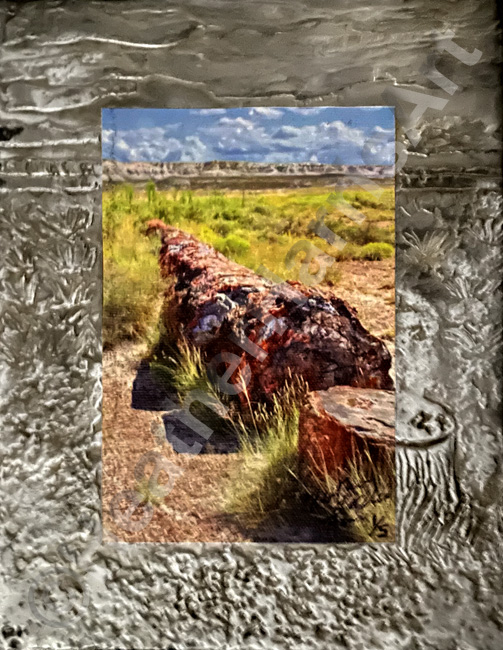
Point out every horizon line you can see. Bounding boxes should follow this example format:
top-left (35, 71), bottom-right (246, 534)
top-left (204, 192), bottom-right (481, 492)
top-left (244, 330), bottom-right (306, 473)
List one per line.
top-left (103, 158), bottom-right (395, 167)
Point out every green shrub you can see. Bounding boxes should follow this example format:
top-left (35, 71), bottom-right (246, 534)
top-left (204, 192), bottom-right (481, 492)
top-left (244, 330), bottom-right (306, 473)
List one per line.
top-left (333, 243), bottom-right (361, 261)
top-left (362, 223), bottom-right (394, 245)
top-left (343, 188), bottom-right (395, 212)
top-left (323, 264), bottom-right (343, 286)
top-left (212, 219), bottom-right (233, 236)
top-left (146, 179), bottom-right (157, 204)
top-left (154, 197), bottom-right (171, 223)
top-left (123, 184), bottom-right (134, 210)
top-left (358, 242), bottom-right (394, 260)
top-left (182, 201), bottom-right (202, 222)
top-left (353, 192), bottom-right (380, 209)
top-left (324, 219), bottom-right (392, 246)
top-left (215, 234), bottom-right (250, 257)
top-left (180, 189), bottom-right (194, 205)
top-left (103, 256), bottom-right (161, 348)
top-left (220, 208), bottom-right (240, 221)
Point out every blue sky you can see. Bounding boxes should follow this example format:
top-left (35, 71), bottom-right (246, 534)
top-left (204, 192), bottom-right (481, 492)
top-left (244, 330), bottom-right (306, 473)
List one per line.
top-left (102, 107), bottom-right (394, 165)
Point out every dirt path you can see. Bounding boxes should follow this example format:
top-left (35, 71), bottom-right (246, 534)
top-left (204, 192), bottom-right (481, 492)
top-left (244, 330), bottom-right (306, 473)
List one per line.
top-left (102, 342), bottom-right (247, 542)
top-left (335, 258), bottom-right (395, 380)
top-left (336, 258), bottom-right (395, 339)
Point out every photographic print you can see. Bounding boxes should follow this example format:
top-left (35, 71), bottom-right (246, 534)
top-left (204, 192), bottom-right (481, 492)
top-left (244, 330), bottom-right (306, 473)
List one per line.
top-left (102, 107), bottom-right (396, 543)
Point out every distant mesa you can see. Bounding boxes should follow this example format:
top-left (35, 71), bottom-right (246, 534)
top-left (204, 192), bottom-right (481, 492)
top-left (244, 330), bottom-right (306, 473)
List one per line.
top-left (102, 160), bottom-right (394, 189)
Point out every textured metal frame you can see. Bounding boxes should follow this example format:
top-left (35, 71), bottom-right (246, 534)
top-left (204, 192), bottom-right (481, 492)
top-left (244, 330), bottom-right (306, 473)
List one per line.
top-left (0, 1), bottom-right (501, 649)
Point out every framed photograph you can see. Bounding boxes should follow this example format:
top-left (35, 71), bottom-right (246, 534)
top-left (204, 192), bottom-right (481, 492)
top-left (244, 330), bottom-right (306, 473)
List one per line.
top-left (0, 2), bottom-right (501, 648)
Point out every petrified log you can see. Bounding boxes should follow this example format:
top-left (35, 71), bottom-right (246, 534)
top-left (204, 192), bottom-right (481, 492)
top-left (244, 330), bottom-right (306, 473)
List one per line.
top-left (298, 386), bottom-right (395, 478)
top-left (148, 222), bottom-right (393, 402)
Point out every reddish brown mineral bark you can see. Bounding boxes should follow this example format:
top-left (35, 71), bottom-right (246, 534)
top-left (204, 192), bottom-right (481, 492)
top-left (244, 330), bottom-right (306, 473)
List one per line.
top-left (148, 222), bottom-right (393, 402)
top-left (298, 386), bottom-right (395, 478)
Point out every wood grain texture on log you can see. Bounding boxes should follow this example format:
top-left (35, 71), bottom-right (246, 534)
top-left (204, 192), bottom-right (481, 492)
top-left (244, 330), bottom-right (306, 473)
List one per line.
top-left (148, 221), bottom-right (394, 401)
top-left (299, 386), bottom-right (395, 478)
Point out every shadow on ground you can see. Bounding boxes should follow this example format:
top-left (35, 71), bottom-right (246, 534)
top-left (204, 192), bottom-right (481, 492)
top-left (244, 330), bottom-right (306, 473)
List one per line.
top-left (131, 359), bottom-right (174, 411)
top-left (131, 358), bottom-right (240, 454)
top-left (210, 504), bottom-right (354, 543)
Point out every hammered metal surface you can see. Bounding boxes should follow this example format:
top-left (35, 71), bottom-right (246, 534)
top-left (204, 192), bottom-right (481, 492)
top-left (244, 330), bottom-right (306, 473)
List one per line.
top-left (0, 1), bottom-right (501, 648)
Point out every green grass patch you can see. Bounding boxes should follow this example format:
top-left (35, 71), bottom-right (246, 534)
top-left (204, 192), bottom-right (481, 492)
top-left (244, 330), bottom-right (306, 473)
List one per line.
top-left (214, 233), bottom-right (251, 257)
top-left (103, 186), bottom-right (163, 348)
top-left (357, 242), bottom-right (395, 260)
top-left (303, 446), bottom-right (396, 542)
top-left (225, 376), bottom-right (308, 520)
top-left (103, 183), bottom-right (395, 301)
top-left (150, 339), bottom-right (213, 397)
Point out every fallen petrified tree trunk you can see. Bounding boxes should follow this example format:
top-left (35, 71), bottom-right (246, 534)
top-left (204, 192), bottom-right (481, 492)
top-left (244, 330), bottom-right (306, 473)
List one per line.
top-left (147, 221), bottom-right (393, 402)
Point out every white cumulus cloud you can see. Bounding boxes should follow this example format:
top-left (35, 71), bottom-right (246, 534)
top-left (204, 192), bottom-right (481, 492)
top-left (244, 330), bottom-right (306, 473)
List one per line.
top-left (249, 107), bottom-right (283, 119)
top-left (103, 108), bottom-right (395, 165)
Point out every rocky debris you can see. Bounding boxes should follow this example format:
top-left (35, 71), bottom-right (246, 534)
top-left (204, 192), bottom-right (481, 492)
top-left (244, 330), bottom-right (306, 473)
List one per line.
top-left (149, 222), bottom-right (393, 403)
top-left (298, 386), bottom-right (395, 478)
top-left (103, 159), bottom-right (394, 186)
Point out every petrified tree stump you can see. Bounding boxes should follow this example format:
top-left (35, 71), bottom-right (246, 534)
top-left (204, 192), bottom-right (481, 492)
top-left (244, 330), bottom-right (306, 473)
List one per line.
top-left (147, 222), bottom-right (393, 402)
top-left (298, 386), bottom-right (395, 478)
